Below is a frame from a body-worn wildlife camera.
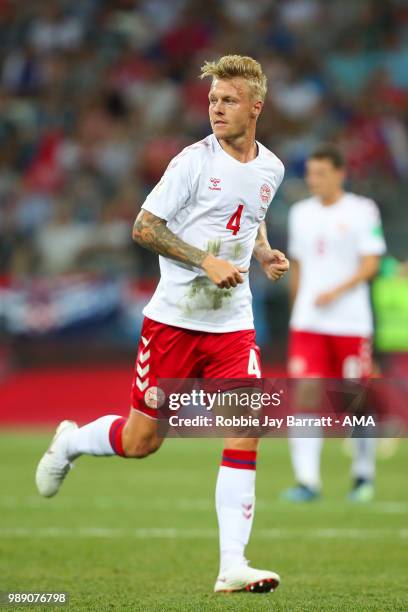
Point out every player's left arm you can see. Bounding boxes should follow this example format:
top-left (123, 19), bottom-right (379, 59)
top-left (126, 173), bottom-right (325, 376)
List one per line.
top-left (253, 221), bottom-right (290, 281)
top-left (315, 255), bottom-right (380, 306)
top-left (316, 200), bottom-right (386, 306)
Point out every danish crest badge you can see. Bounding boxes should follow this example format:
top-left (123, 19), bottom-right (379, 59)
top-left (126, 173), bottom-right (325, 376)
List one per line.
top-left (260, 183), bottom-right (272, 207)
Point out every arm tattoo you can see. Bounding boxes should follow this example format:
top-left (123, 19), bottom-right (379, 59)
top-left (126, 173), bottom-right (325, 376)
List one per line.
top-left (253, 221), bottom-right (271, 261)
top-left (132, 210), bottom-right (207, 268)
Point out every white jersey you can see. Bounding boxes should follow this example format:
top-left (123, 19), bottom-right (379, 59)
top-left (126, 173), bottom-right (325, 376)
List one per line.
top-left (141, 134), bottom-right (285, 332)
top-left (288, 192), bottom-right (386, 337)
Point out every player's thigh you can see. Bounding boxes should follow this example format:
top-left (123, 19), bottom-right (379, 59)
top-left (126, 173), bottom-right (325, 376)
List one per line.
top-left (288, 331), bottom-right (331, 410)
top-left (202, 329), bottom-right (262, 379)
top-left (328, 336), bottom-right (372, 417)
top-left (331, 335), bottom-right (373, 379)
top-left (131, 317), bottom-right (201, 419)
top-left (202, 331), bottom-right (262, 448)
top-left (288, 330), bottom-right (331, 377)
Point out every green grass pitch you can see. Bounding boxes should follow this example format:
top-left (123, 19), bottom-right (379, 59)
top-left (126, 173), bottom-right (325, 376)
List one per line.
top-left (0, 432), bottom-right (407, 611)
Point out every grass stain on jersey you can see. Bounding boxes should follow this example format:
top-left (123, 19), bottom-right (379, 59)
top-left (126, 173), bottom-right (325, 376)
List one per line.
top-left (206, 239), bottom-right (222, 257)
top-left (230, 242), bottom-right (243, 259)
top-left (178, 239), bottom-right (239, 315)
top-left (180, 277), bottom-right (232, 315)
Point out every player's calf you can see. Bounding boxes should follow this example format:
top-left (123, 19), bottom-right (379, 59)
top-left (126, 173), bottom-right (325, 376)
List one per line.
top-left (121, 410), bottom-right (163, 458)
top-left (121, 431), bottom-right (162, 458)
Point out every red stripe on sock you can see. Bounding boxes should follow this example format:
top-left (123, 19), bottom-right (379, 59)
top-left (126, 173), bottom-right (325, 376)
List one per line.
top-left (223, 449), bottom-right (257, 461)
top-left (109, 417), bottom-right (126, 457)
top-left (221, 448), bottom-right (257, 470)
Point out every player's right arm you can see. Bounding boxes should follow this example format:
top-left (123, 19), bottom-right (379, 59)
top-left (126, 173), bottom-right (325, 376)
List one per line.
top-left (132, 210), bottom-right (246, 289)
top-left (133, 145), bottom-right (246, 289)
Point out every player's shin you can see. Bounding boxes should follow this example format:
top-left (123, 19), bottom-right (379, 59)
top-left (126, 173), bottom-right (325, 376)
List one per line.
top-left (288, 418), bottom-right (323, 491)
top-left (351, 423), bottom-right (377, 484)
top-left (65, 415), bottom-right (127, 460)
top-left (216, 449), bottom-right (256, 573)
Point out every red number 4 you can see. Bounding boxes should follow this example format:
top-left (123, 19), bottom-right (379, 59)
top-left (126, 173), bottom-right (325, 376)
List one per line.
top-left (226, 204), bottom-right (244, 236)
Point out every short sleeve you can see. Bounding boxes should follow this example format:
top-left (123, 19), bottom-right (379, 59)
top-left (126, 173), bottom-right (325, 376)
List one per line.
top-left (141, 149), bottom-right (194, 222)
top-left (276, 160), bottom-right (285, 190)
top-left (287, 205), bottom-right (301, 259)
top-left (355, 200), bottom-right (387, 256)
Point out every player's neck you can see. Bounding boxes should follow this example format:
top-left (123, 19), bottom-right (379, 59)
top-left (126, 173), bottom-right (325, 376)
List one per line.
top-left (319, 190), bottom-right (344, 207)
top-left (217, 133), bottom-right (258, 163)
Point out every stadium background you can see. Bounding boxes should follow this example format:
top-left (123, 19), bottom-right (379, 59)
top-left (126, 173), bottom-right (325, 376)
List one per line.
top-left (0, 2), bottom-right (407, 610)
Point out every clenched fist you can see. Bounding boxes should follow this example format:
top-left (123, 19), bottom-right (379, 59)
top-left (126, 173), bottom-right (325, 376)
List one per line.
top-left (259, 249), bottom-right (290, 281)
top-left (202, 254), bottom-right (248, 289)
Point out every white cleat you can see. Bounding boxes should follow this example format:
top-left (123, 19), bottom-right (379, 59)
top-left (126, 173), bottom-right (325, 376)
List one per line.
top-left (35, 420), bottom-right (78, 498)
top-left (214, 565), bottom-right (280, 593)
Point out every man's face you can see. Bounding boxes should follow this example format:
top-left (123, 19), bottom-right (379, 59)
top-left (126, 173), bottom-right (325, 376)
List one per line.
top-left (306, 158), bottom-right (345, 199)
top-left (208, 78), bottom-right (262, 140)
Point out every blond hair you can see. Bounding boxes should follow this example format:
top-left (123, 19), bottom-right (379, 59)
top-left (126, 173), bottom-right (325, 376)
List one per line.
top-left (200, 55), bottom-right (267, 101)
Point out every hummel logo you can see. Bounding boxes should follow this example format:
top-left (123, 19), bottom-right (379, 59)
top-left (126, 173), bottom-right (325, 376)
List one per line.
top-left (242, 502), bottom-right (253, 520)
top-left (139, 350), bottom-right (150, 363)
top-left (209, 177), bottom-right (221, 191)
top-left (136, 377), bottom-right (149, 392)
top-left (137, 363), bottom-right (149, 378)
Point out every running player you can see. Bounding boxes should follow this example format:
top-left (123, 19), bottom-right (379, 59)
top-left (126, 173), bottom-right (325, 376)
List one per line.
top-left (36, 55), bottom-right (289, 593)
top-left (283, 145), bottom-right (386, 502)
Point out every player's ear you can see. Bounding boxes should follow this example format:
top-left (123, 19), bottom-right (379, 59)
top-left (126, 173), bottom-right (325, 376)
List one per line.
top-left (337, 167), bottom-right (346, 183)
top-left (251, 100), bottom-right (263, 119)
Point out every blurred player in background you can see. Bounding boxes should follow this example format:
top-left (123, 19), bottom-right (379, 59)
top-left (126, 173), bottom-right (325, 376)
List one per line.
top-left (36, 55), bottom-right (289, 593)
top-left (283, 146), bottom-right (386, 502)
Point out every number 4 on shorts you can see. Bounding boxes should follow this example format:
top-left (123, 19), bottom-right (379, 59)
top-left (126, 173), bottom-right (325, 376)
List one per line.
top-left (248, 348), bottom-right (261, 378)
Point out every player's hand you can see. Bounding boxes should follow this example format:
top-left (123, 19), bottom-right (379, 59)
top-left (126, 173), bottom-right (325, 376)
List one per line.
top-left (259, 249), bottom-right (290, 281)
top-left (315, 288), bottom-right (342, 306)
top-left (202, 254), bottom-right (247, 289)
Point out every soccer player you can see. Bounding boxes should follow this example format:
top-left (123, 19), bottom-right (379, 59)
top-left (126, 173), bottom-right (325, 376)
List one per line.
top-left (283, 145), bottom-right (386, 502)
top-left (36, 55), bottom-right (289, 593)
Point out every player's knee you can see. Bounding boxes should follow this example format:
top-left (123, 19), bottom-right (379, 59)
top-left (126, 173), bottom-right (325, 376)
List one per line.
top-left (122, 436), bottom-right (161, 459)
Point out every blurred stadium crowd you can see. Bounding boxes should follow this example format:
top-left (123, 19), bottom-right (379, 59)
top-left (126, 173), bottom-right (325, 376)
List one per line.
top-left (0, 0), bottom-right (407, 360)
